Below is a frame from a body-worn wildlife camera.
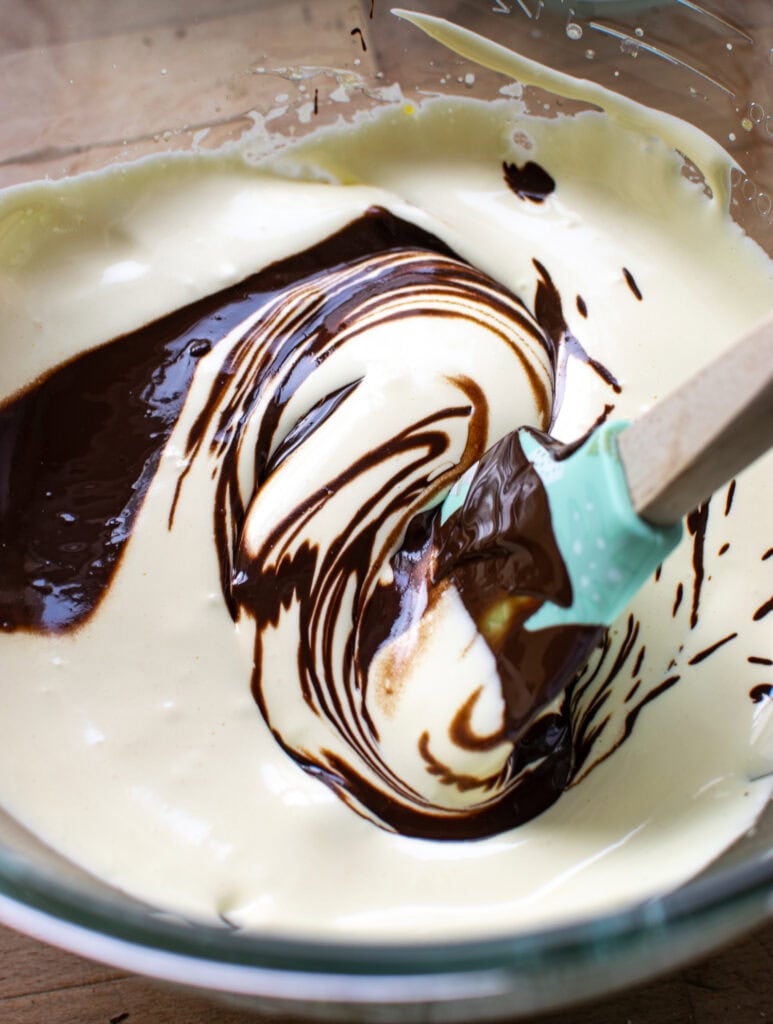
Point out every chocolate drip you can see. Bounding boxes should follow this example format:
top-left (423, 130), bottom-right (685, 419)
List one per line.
top-left (572, 661), bottom-right (679, 785)
top-left (570, 615), bottom-right (638, 778)
top-left (532, 259), bottom-right (620, 426)
top-left (724, 479), bottom-right (736, 516)
top-left (632, 645), bottom-right (646, 678)
top-left (308, 706), bottom-right (572, 841)
top-left (503, 160), bottom-right (556, 203)
top-left (687, 632), bottom-right (737, 665)
top-left (686, 501), bottom-right (710, 629)
top-left (0, 307), bottom-right (219, 630)
top-left (622, 267), bottom-right (643, 300)
top-left (625, 678), bottom-right (641, 703)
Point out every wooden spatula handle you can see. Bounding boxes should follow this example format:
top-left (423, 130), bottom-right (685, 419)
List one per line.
top-left (618, 315), bottom-right (773, 526)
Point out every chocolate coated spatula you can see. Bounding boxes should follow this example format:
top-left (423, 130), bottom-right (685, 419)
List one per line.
top-left (441, 313), bottom-right (773, 635)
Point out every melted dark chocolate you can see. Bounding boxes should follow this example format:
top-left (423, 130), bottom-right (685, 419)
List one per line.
top-left (532, 259), bottom-right (620, 426)
top-left (571, 617), bottom-right (682, 783)
top-left (346, 427), bottom-right (605, 836)
top-left (687, 632), bottom-right (737, 665)
top-left (431, 430), bottom-right (603, 739)
top-left (350, 26), bottom-right (367, 51)
top-left (0, 302), bottom-right (220, 630)
top-left (632, 644), bottom-right (646, 678)
top-left (213, 251), bottom-right (557, 839)
top-left (0, 202), bottom-right (698, 842)
top-left (724, 479), bottom-right (736, 516)
top-left (622, 267), bottom-right (643, 300)
top-left (686, 500), bottom-right (710, 630)
top-left (0, 209), bottom-right (457, 633)
top-left (503, 160), bottom-right (556, 203)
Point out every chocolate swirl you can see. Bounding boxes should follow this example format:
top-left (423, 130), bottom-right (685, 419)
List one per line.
top-left (174, 235), bottom-right (557, 838)
top-left (0, 208), bottom-right (671, 841)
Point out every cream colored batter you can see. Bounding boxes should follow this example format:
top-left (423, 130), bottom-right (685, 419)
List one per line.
top-left (0, 18), bottom-right (770, 941)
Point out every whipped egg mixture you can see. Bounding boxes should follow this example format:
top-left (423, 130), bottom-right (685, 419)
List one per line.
top-left (0, 16), bottom-right (770, 940)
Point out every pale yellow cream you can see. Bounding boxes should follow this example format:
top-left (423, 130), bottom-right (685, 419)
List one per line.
top-left (0, 21), bottom-right (770, 941)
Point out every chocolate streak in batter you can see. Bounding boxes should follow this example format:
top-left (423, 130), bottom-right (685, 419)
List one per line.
top-left (0, 209), bottom-right (457, 632)
top-left (503, 160), bottom-right (556, 204)
top-left (434, 431), bottom-right (603, 738)
top-left (344, 429), bottom-right (604, 837)
top-left (0, 205), bottom-right (647, 841)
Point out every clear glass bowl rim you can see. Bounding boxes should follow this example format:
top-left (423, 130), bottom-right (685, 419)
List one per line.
top-left (0, 817), bottom-right (769, 978)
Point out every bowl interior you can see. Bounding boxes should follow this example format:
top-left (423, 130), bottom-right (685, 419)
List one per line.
top-left (0, 0), bottom-right (770, 1016)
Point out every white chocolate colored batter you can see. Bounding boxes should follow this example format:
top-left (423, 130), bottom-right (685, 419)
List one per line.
top-left (0, 20), bottom-right (770, 941)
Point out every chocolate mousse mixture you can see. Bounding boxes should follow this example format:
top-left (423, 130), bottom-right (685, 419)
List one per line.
top-left (0, 194), bottom-right (653, 840)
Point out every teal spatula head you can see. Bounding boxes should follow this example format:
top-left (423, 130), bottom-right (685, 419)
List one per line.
top-left (440, 420), bottom-right (682, 632)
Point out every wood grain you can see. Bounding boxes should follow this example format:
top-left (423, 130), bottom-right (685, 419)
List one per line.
top-left (619, 315), bottom-right (773, 525)
top-left (0, 922), bottom-right (771, 1023)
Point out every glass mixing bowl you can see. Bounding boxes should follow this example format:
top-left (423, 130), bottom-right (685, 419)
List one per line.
top-left (0, 1), bottom-right (770, 1019)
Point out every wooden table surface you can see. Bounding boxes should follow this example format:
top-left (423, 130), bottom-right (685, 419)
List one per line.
top-left (0, 920), bottom-right (771, 1023)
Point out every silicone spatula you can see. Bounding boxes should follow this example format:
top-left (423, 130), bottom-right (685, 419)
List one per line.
top-left (440, 313), bottom-right (773, 634)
